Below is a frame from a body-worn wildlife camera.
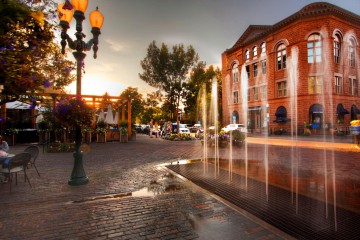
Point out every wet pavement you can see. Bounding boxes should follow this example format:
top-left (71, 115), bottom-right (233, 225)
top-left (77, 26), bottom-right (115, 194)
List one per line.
top-left (0, 134), bottom-right (358, 239)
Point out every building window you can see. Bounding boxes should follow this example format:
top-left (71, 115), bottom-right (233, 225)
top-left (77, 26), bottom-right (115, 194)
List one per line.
top-left (233, 91), bottom-right (239, 104)
top-left (253, 62), bottom-right (258, 77)
top-left (252, 46), bottom-right (257, 58)
top-left (308, 76), bottom-right (323, 94)
top-left (350, 77), bottom-right (358, 96)
top-left (334, 76), bottom-right (343, 94)
top-left (247, 89), bottom-right (250, 102)
top-left (334, 34), bottom-right (341, 64)
top-left (261, 85), bottom-right (267, 100)
top-left (254, 87), bottom-right (259, 101)
top-left (276, 80), bottom-right (287, 98)
top-left (349, 39), bottom-right (356, 67)
top-left (277, 44), bottom-right (286, 70)
top-left (245, 50), bottom-right (250, 61)
top-left (232, 63), bottom-right (239, 82)
top-left (260, 42), bottom-right (266, 54)
top-left (246, 65), bottom-right (250, 78)
top-left (308, 33), bottom-right (322, 63)
top-left (261, 60), bottom-right (266, 74)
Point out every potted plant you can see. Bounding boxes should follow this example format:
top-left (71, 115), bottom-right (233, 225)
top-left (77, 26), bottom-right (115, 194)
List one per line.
top-left (82, 125), bottom-right (93, 144)
top-left (96, 119), bottom-right (107, 143)
top-left (120, 127), bottom-right (128, 143)
top-left (217, 130), bottom-right (228, 148)
top-left (350, 120), bottom-right (360, 145)
top-left (231, 129), bottom-right (245, 147)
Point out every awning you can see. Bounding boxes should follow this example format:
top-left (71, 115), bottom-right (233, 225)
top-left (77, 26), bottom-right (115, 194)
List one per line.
top-left (337, 104), bottom-right (349, 115)
top-left (1, 101), bottom-right (43, 110)
top-left (273, 117), bottom-right (291, 123)
top-left (309, 104), bottom-right (323, 114)
top-left (351, 105), bottom-right (360, 114)
top-left (275, 106), bottom-right (287, 117)
top-left (248, 106), bottom-right (262, 111)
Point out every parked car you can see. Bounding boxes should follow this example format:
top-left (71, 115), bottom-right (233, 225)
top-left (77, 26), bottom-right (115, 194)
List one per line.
top-left (221, 124), bottom-right (247, 133)
top-left (172, 123), bottom-right (190, 135)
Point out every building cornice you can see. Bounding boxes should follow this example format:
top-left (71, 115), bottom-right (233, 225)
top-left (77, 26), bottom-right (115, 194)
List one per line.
top-left (224, 2), bottom-right (360, 55)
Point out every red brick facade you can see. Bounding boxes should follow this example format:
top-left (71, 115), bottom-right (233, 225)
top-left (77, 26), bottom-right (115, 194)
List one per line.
top-left (222, 2), bottom-right (360, 135)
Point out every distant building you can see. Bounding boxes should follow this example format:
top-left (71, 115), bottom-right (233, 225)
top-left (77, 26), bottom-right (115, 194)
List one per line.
top-left (222, 2), bottom-right (360, 135)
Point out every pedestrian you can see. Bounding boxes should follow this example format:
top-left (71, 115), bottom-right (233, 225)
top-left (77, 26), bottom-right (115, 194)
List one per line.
top-left (149, 119), bottom-right (154, 138)
top-left (155, 122), bottom-right (159, 138)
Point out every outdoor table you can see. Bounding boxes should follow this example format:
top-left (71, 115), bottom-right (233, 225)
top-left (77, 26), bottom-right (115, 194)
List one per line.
top-left (0, 153), bottom-right (15, 165)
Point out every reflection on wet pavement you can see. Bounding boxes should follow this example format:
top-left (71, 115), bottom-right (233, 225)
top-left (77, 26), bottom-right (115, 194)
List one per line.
top-left (167, 159), bottom-right (360, 239)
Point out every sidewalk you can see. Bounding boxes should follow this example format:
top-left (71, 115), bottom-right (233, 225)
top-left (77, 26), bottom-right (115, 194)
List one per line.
top-left (0, 134), bottom-right (358, 239)
top-left (0, 135), bottom-right (289, 240)
top-left (248, 135), bottom-right (360, 152)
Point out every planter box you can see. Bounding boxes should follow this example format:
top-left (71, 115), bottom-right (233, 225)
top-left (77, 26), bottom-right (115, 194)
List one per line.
top-left (350, 126), bottom-right (360, 136)
top-left (120, 134), bottom-right (128, 143)
top-left (97, 134), bottom-right (106, 143)
top-left (106, 130), bottom-right (120, 142)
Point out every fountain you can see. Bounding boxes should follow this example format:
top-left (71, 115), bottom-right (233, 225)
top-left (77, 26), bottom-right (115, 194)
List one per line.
top-left (167, 33), bottom-right (359, 239)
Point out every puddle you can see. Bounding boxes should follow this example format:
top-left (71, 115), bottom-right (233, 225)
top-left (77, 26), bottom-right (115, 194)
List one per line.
top-left (70, 172), bottom-right (185, 203)
top-left (132, 187), bottom-right (157, 197)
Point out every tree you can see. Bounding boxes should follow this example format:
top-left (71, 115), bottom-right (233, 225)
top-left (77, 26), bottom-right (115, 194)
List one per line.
top-left (118, 87), bottom-right (144, 124)
top-left (0, 0), bottom-right (75, 104)
top-left (139, 41), bottom-right (199, 131)
top-left (183, 64), bottom-right (222, 125)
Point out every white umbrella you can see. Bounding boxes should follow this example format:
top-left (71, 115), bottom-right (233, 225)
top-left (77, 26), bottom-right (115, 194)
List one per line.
top-left (113, 111), bottom-right (119, 126)
top-left (105, 104), bottom-right (114, 125)
top-left (97, 109), bottom-right (105, 123)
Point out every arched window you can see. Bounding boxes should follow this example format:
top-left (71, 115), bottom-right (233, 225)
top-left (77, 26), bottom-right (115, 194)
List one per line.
top-left (333, 34), bottom-right (341, 64)
top-left (260, 42), bottom-right (266, 54)
top-left (252, 46), bottom-right (257, 58)
top-left (245, 50), bottom-right (250, 60)
top-left (308, 33), bottom-right (322, 63)
top-left (277, 44), bottom-right (286, 70)
top-left (349, 38), bottom-right (356, 67)
top-left (232, 63), bottom-right (239, 82)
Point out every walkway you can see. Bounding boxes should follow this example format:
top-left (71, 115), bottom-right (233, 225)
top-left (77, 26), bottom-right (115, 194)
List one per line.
top-left (0, 134), bottom-right (358, 239)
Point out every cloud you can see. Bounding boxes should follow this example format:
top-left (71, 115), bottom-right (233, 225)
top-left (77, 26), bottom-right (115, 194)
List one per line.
top-left (105, 39), bottom-right (127, 52)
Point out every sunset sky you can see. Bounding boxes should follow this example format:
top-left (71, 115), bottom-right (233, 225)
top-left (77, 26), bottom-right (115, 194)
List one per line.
top-left (56, 0), bottom-right (360, 97)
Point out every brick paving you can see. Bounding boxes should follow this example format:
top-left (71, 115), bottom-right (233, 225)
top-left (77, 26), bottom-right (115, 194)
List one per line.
top-left (0, 134), bottom-right (357, 239)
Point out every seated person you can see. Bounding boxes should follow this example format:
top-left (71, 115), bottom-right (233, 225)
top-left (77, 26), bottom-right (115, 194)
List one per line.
top-left (0, 135), bottom-right (10, 182)
top-left (0, 135), bottom-right (9, 153)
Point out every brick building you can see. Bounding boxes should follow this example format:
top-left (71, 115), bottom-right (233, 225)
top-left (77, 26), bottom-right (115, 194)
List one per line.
top-left (221, 2), bottom-right (359, 135)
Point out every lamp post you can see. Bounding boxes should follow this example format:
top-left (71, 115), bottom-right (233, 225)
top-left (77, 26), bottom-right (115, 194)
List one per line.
top-left (57, 0), bottom-right (104, 185)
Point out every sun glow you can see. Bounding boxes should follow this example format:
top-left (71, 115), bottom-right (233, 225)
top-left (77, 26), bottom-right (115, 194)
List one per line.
top-left (65, 75), bottom-right (127, 96)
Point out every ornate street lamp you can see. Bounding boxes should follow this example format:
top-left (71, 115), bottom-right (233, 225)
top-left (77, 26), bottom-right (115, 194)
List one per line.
top-left (57, 0), bottom-right (104, 185)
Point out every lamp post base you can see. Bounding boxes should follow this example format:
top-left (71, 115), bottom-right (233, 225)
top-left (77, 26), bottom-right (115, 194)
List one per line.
top-left (68, 151), bottom-right (89, 186)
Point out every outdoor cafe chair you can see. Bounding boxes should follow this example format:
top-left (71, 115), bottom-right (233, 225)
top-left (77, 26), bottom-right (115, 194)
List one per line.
top-left (0, 152), bottom-right (32, 192)
top-left (24, 145), bottom-right (40, 177)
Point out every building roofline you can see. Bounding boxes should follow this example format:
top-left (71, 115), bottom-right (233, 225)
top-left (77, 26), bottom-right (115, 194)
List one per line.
top-left (224, 2), bottom-right (360, 55)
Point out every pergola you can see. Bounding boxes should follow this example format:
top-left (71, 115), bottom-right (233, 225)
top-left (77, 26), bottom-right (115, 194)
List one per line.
top-left (0, 93), bottom-right (133, 137)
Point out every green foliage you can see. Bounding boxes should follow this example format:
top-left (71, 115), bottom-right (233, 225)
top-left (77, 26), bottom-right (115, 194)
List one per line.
top-left (0, 0), bottom-right (75, 104)
top-left (53, 96), bottom-right (94, 128)
top-left (96, 119), bottom-right (107, 135)
top-left (231, 130), bottom-right (245, 141)
top-left (139, 41), bottom-right (199, 120)
top-left (118, 87), bottom-right (144, 124)
top-left (183, 64), bottom-right (222, 124)
top-left (120, 127), bottom-right (128, 135)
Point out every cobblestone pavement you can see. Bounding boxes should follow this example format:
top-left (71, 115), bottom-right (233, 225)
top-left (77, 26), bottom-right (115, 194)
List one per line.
top-left (0, 134), bottom-right (357, 239)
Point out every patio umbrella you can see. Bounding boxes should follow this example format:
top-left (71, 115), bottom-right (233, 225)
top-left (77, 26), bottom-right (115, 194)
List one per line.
top-left (105, 104), bottom-right (114, 125)
top-left (113, 111), bottom-right (119, 126)
top-left (97, 109), bottom-right (105, 123)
